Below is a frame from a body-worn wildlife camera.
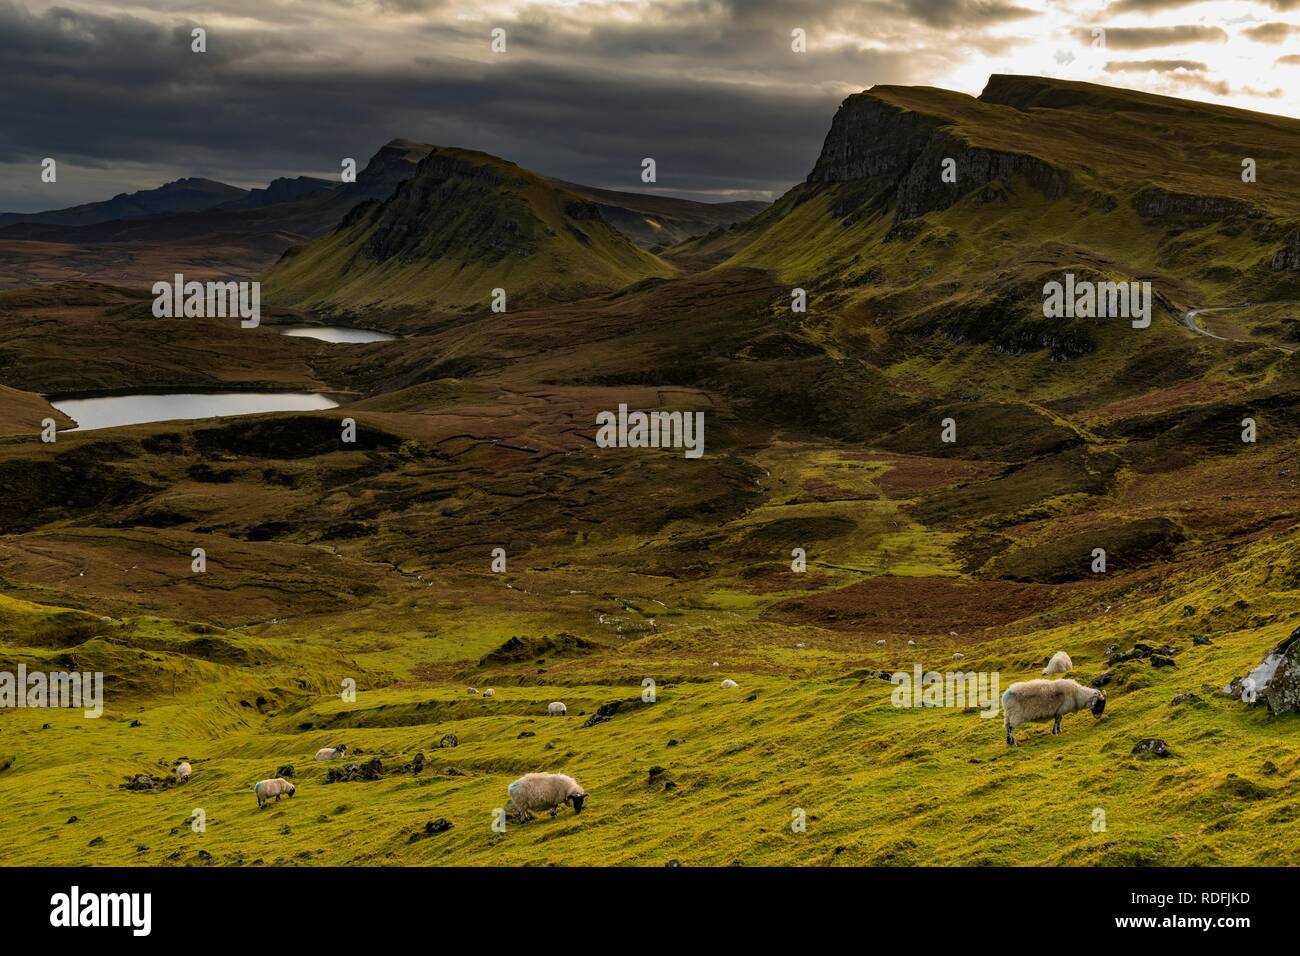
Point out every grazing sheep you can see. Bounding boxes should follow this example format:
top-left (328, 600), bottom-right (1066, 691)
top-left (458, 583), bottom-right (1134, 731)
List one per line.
top-left (254, 777), bottom-right (296, 808)
top-left (467, 687), bottom-right (480, 695)
top-left (1042, 651), bottom-right (1073, 676)
top-left (314, 744), bottom-right (348, 761)
top-left (547, 701), bottom-right (567, 716)
top-left (505, 772), bottom-right (586, 822)
top-left (175, 762), bottom-right (191, 783)
top-left (720, 678), bottom-right (738, 688)
top-left (875, 639), bottom-right (886, 646)
top-left (483, 688), bottom-right (495, 698)
top-left (1002, 678), bottom-right (1105, 746)
top-left (951, 653), bottom-right (964, 660)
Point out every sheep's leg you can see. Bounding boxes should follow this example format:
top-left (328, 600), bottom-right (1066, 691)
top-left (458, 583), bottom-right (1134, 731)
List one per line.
top-left (550, 807), bottom-right (559, 818)
top-left (1052, 715), bottom-right (1062, 735)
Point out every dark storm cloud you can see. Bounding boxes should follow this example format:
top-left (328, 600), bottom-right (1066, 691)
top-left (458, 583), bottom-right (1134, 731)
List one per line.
top-left (1071, 24), bottom-right (1229, 48)
top-left (0, 0), bottom-right (892, 211)
top-left (1243, 22), bottom-right (1298, 41)
top-left (1104, 59), bottom-right (1208, 71)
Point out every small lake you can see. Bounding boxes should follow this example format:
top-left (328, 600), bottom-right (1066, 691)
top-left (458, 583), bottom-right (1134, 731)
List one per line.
top-left (51, 392), bottom-right (340, 432)
top-left (280, 325), bottom-right (396, 344)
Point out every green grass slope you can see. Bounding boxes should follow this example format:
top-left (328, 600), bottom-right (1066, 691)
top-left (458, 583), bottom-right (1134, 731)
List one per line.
top-left (263, 147), bottom-right (671, 314)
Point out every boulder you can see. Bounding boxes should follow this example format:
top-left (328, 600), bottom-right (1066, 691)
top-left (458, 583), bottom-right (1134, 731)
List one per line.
top-left (1132, 738), bottom-right (1172, 758)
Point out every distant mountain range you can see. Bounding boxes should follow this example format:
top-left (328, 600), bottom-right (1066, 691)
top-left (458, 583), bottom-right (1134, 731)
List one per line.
top-left (0, 141), bottom-right (768, 291)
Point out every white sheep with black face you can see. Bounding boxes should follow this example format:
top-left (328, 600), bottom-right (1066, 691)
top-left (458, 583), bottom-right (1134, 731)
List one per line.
top-left (1002, 679), bottom-right (1105, 746)
top-left (505, 772), bottom-right (586, 822)
top-left (314, 744), bottom-right (348, 761)
top-left (254, 777), bottom-right (296, 808)
top-left (175, 762), bottom-right (191, 783)
top-left (547, 701), bottom-right (567, 716)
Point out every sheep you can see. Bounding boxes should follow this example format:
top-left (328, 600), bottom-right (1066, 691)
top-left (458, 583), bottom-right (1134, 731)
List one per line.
top-left (1042, 651), bottom-right (1073, 676)
top-left (505, 772), bottom-right (586, 822)
top-left (175, 762), bottom-right (191, 783)
top-left (547, 701), bottom-right (567, 716)
top-left (467, 687), bottom-right (479, 695)
top-left (1002, 678), bottom-right (1105, 746)
top-left (720, 678), bottom-right (738, 688)
top-left (314, 744), bottom-right (348, 761)
top-left (254, 777), bottom-right (296, 808)
top-left (483, 688), bottom-right (495, 698)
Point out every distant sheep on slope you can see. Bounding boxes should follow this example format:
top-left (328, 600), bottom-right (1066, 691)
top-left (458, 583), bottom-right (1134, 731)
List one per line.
top-left (505, 772), bottom-right (586, 822)
top-left (483, 688), bottom-right (495, 698)
top-left (254, 777), bottom-right (296, 808)
top-left (720, 679), bottom-right (738, 688)
top-left (1042, 651), bottom-right (1073, 676)
top-left (175, 762), bottom-right (191, 783)
top-left (314, 744), bottom-right (347, 761)
top-left (547, 701), bottom-right (567, 716)
top-left (1002, 678), bottom-right (1105, 746)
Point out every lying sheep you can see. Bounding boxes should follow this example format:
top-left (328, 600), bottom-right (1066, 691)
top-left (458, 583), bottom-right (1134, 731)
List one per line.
top-left (254, 777), bottom-right (296, 808)
top-left (720, 679), bottom-right (738, 688)
top-left (1042, 651), bottom-right (1073, 676)
top-left (1002, 678), bottom-right (1105, 746)
top-left (467, 687), bottom-right (479, 695)
top-left (547, 701), bottom-right (567, 716)
top-left (314, 744), bottom-right (348, 761)
top-left (505, 772), bottom-right (586, 822)
top-left (175, 762), bottom-right (191, 783)
top-left (483, 688), bottom-right (495, 698)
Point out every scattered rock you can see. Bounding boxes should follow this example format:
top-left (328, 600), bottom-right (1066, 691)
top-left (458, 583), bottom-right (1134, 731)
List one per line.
top-left (437, 733), bottom-right (458, 749)
top-left (88, 836), bottom-right (105, 847)
top-left (276, 764), bottom-right (295, 778)
top-left (411, 753), bottom-right (426, 774)
top-left (1262, 761), bottom-right (1279, 775)
top-left (1150, 654), bottom-right (1176, 668)
top-left (66, 816), bottom-right (77, 825)
top-left (667, 738), bottom-right (683, 747)
top-left (439, 766), bottom-right (465, 776)
top-left (129, 720), bottom-right (142, 728)
top-left (326, 757), bottom-right (384, 784)
top-left (1132, 738), bottom-right (1172, 758)
top-left (517, 731), bottom-right (535, 739)
top-left (1193, 634), bottom-right (1212, 646)
top-left (1182, 605), bottom-right (1197, 617)
top-left (1171, 693), bottom-right (1201, 706)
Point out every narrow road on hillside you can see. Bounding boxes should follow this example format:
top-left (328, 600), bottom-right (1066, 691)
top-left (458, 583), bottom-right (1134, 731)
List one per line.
top-left (1182, 301), bottom-right (1300, 354)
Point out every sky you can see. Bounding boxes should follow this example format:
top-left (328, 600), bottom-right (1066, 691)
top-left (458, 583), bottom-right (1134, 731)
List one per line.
top-left (1, 0), bottom-right (1297, 211)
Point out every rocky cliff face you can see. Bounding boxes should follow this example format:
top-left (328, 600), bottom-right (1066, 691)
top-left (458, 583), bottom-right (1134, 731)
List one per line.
top-left (806, 92), bottom-right (1070, 224)
top-left (1272, 230), bottom-right (1300, 271)
top-left (359, 152), bottom-right (539, 264)
top-left (1132, 187), bottom-right (1261, 224)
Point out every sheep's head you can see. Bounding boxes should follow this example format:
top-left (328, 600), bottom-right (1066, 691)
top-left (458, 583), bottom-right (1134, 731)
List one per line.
top-left (337, 744), bottom-right (348, 753)
top-left (567, 789), bottom-right (587, 814)
top-left (1091, 691), bottom-right (1106, 718)
top-left (286, 782), bottom-right (297, 797)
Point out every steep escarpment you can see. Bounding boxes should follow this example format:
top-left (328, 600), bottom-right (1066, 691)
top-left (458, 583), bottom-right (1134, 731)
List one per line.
top-left (806, 91), bottom-right (1071, 224)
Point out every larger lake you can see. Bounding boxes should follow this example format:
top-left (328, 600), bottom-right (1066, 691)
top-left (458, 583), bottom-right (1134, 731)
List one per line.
top-left (51, 392), bottom-right (340, 432)
top-left (280, 325), bottom-right (396, 343)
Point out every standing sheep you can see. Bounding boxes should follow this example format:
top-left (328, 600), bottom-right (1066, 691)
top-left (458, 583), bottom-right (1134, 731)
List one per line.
top-left (175, 762), bottom-right (191, 783)
top-left (505, 772), bottom-right (586, 822)
top-left (547, 701), bottom-right (567, 716)
top-left (254, 777), bottom-right (296, 808)
top-left (720, 679), bottom-right (738, 689)
top-left (314, 744), bottom-right (348, 761)
top-left (1002, 678), bottom-right (1105, 746)
top-left (1042, 651), bottom-right (1073, 676)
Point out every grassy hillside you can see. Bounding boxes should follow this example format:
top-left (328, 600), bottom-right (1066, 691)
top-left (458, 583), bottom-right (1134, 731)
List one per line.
top-left (2, 76), bottom-right (1299, 867)
top-left (263, 147), bottom-right (672, 314)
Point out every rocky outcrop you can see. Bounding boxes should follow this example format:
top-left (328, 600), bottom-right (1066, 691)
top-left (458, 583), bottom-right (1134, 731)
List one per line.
top-left (806, 92), bottom-right (1071, 225)
top-left (1132, 187), bottom-right (1261, 224)
top-left (1271, 231), bottom-right (1300, 271)
top-left (1225, 626), bottom-right (1300, 714)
